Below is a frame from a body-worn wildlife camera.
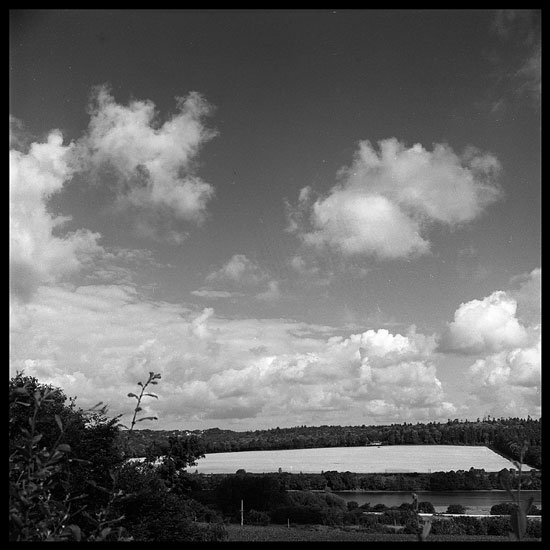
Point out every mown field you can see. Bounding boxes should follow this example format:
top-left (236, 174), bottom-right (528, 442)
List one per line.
top-left (193, 444), bottom-right (525, 474)
top-left (224, 524), bottom-right (541, 542)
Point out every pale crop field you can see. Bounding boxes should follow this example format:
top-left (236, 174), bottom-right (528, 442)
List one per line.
top-left (191, 445), bottom-right (529, 474)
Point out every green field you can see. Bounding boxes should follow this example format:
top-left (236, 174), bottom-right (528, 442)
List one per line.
top-left (224, 524), bottom-right (540, 542)
top-left (193, 444), bottom-right (526, 474)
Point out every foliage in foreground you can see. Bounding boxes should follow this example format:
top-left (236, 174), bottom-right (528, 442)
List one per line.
top-left (9, 372), bottom-right (226, 542)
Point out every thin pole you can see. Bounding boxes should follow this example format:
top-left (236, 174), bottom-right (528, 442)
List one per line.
top-left (240, 499), bottom-right (244, 526)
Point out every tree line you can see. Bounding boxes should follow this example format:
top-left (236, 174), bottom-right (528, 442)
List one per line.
top-left (123, 416), bottom-right (542, 469)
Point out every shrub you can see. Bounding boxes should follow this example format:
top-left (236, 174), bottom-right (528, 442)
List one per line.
top-left (446, 504), bottom-right (466, 514)
top-left (247, 509), bottom-right (270, 526)
top-left (526, 518), bottom-right (542, 538)
top-left (358, 513), bottom-right (383, 531)
top-left (418, 501), bottom-right (435, 513)
top-left (270, 505), bottom-right (323, 525)
top-left (485, 515), bottom-right (512, 536)
top-left (453, 515), bottom-right (487, 535)
top-left (430, 518), bottom-right (463, 535)
top-left (9, 382), bottom-right (131, 541)
top-left (372, 503), bottom-right (388, 512)
top-left (490, 502), bottom-right (516, 515)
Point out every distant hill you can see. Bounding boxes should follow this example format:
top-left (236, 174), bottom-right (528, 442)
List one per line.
top-left (119, 417), bottom-right (541, 469)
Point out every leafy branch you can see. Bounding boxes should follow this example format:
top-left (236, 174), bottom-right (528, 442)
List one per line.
top-left (119, 372), bottom-right (161, 457)
top-left (411, 493), bottom-right (432, 542)
top-left (498, 441), bottom-right (533, 541)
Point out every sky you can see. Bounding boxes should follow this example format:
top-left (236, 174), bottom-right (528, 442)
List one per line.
top-left (10, 9), bottom-right (541, 431)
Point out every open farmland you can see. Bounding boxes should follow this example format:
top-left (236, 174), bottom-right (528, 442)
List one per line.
top-left (191, 445), bottom-right (530, 474)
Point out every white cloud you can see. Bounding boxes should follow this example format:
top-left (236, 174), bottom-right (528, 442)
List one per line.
top-left (10, 284), bottom-right (454, 428)
top-left (443, 291), bottom-right (529, 354)
top-left (289, 139), bottom-right (501, 260)
top-left (201, 254), bottom-right (281, 302)
top-left (78, 85), bottom-right (216, 232)
top-left (304, 192), bottom-right (430, 259)
top-left (467, 332), bottom-right (541, 417)
top-left (512, 267), bottom-right (541, 326)
top-left (445, 270), bottom-right (541, 418)
top-left (206, 254), bottom-right (269, 287)
top-left (10, 129), bottom-right (102, 301)
top-left (191, 289), bottom-right (243, 299)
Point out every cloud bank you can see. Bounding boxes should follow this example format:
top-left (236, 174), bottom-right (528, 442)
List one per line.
top-left (10, 282), bottom-right (455, 428)
top-left (288, 139), bottom-right (502, 260)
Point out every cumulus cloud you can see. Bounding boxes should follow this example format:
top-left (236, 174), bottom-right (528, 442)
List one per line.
top-left (444, 269), bottom-right (541, 418)
top-left (10, 284), bottom-right (454, 428)
top-left (10, 83), bottom-right (219, 299)
top-left (10, 128), bottom-right (102, 301)
top-left (443, 291), bottom-right (529, 354)
top-left (467, 332), bottom-right (541, 418)
top-left (77, 85), bottom-right (217, 237)
top-left (288, 139), bottom-right (501, 260)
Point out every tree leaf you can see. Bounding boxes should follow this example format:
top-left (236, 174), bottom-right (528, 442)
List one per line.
top-left (57, 443), bottom-right (71, 453)
top-left (137, 416), bottom-right (158, 422)
top-left (144, 393), bottom-right (158, 399)
top-left (127, 393), bottom-right (138, 399)
top-left (54, 414), bottom-right (63, 432)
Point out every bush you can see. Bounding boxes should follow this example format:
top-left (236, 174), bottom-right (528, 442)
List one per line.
top-left (526, 518), bottom-right (542, 538)
top-left (490, 501), bottom-right (540, 516)
top-left (358, 513), bottom-right (383, 531)
top-left (430, 518), bottom-right (463, 535)
top-left (9, 376), bottom-right (129, 542)
top-left (490, 502), bottom-right (516, 515)
top-left (446, 504), bottom-right (466, 514)
top-left (247, 509), bottom-right (270, 526)
top-left (418, 501), bottom-right (435, 513)
top-left (453, 515), bottom-right (487, 535)
top-left (485, 515), bottom-right (512, 536)
top-left (270, 505), bottom-right (324, 525)
top-left (372, 503), bottom-right (388, 512)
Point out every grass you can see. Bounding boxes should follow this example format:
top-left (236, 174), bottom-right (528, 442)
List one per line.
top-left (224, 523), bottom-right (541, 542)
top-left (194, 445), bottom-right (525, 474)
